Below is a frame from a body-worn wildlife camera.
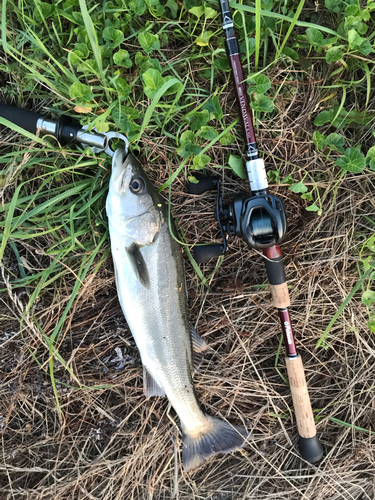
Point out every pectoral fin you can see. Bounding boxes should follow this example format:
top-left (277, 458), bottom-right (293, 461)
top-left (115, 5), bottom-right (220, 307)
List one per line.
top-left (126, 243), bottom-right (150, 289)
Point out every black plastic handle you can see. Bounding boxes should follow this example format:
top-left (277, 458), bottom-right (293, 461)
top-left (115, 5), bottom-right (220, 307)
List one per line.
top-left (299, 435), bottom-right (324, 463)
top-left (193, 243), bottom-right (224, 263)
top-left (187, 174), bottom-right (217, 195)
top-left (0, 103), bottom-right (42, 133)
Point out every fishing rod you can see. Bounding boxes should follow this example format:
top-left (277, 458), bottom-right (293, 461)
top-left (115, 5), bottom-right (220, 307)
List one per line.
top-left (187, 0), bottom-right (324, 462)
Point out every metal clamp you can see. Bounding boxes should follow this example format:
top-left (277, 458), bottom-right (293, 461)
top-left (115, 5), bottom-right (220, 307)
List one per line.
top-left (81, 127), bottom-right (129, 157)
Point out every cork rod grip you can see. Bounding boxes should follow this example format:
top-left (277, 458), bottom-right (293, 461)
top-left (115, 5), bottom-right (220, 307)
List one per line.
top-left (285, 355), bottom-right (324, 462)
top-left (270, 283), bottom-right (290, 309)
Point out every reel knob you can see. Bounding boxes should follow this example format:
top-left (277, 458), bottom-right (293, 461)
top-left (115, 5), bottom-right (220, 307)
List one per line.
top-left (193, 243), bottom-right (225, 263)
top-left (187, 174), bottom-right (217, 195)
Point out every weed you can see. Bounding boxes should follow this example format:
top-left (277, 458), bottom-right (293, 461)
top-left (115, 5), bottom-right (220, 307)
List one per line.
top-left (1, 0), bottom-right (375, 497)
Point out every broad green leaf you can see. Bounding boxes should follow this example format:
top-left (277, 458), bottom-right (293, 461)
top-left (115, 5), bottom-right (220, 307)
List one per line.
top-left (228, 154), bottom-right (246, 179)
top-left (115, 77), bottom-right (131, 100)
top-left (195, 31), bottom-right (213, 46)
top-left (250, 93), bottom-right (274, 113)
top-left (71, 11), bottom-right (83, 24)
top-left (262, 0), bottom-right (273, 10)
top-left (122, 107), bottom-right (139, 120)
top-left (187, 175), bottom-right (199, 184)
top-left (177, 130), bottom-right (202, 158)
top-left (282, 47), bottom-right (299, 61)
top-left (325, 132), bottom-right (345, 152)
top-left (135, 51), bottom-right (148, 66)
top-left (345, 4), bottom-right (360, 16)
top-left (306, 27), bottom-right (324, 46)
top-left (142, 68), bottom-right (164, 98)
top-left (75, 42), bottom-right (89, 57)
top-left (163, 75), bottom-right (181, 95)
top-left (362, 290), bottom-right (375, 307)
top-left (184, 0), bottom-right (198, 8)
top-left (204, 6), bottom-right (217, 18)
top-left (347, 29), bottom-right (371, 54)
top-left (138, 31), bottom-right (160, 54)
top-left (366, 146), bottom-right (375, 170)
top-left (180, 130), bottom-right (195, 146)
top-left (336, 148), bottom-right (365, 173)
top-left (325, 0), bottom-right (342, 13)
top-left (177, 142), bottom-right (201, 158)
top-left (136, 54), bottom-right (162, 75)
top-left (214, 57), bottom-right (230, 71)
top-left (189, 6), bottom-right (204, 17)
top-left (113, 49), bottom-right (132, 67)
top-left (267, 170), bottom-right (279, 183)
top-left (103, 27), bottom-right (124, 48)
top-left (368, 317), bottom-right (375, 333)
top-left (247, 74), bottom-right (271, 94)
top-left (112, 106), bottom-right (139, 131)
top-left (35, 2), bottom-right (54, 20)
top-left (95, 120), bottom-right (110, 133)
top-left (345, 16), bottom-right (368, 35)
top-left (186, 110), bottom-right (210, 131)
top-left (239, 38), bottom-right (256, 57)
top-left (69, 82), bottom-right (93, 103)
top-left (357, 38), bottom-right (372, 56)
top-left (129, 0), bottom-right (146, 13)
top-left (314, 109), bottom-right (335, 126)
top-left (100, 45), bottom-right (112, 61)
top-left (220, 133), bottom-right (235, 146)
top-left (197, 126), bottom-right (219, 141)
top-left (289, 181), bottom-right (308, 193)
top-left (193, 154), bottom-right (211, 169)
top-left (77, 58), bottom-right (99, 75)
top-left (301, 191), bottom-right (313, 201)
top-left (306, 204), bottom-right (320, 212)
top-left (146, 0), bottom-right (165, 15)
top-left (313, 131), bottom-right (326, 150)
top-left (202, 96), bottom-right (223, 120)
top-left (326, 46), bottom-right (344, 63)
top-left (347, 29), bottom-right (361, 47)
top-left (281, 174), bottom-right (293, 184)
top-left (70, 49), bottom-right (84, 66)
top-left (367, 236), bottom-right (375, 253)
top-left (166, 0), bottom-right (178, 18)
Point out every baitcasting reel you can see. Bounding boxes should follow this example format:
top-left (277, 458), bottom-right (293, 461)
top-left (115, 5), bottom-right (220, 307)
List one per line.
top-left (187, 174), bottom-right (287, 263)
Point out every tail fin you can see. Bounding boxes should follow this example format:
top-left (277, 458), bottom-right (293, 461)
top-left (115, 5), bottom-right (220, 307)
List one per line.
top-left (182, 416), bottom-right (249, 472)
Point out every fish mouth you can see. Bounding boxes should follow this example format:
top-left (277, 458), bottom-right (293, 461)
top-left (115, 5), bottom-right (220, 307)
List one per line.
top-left (111, 148), bottom-right (132, 195)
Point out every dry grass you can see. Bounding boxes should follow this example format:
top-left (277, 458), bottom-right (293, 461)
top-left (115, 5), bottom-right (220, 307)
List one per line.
top-left (1, 68), bottom-right (375, 500)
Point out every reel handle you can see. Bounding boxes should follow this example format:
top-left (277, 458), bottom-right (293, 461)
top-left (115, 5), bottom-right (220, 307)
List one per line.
top-left (193, 243), bottom-right (224, 263)
top-left (187, 175), bottom-right (217, 195)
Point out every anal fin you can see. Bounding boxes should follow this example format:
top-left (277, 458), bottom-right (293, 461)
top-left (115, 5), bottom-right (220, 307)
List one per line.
top-left (191, 325), bottom-right (208, 370)
top-left (143, 367), bottom-right (166, 398)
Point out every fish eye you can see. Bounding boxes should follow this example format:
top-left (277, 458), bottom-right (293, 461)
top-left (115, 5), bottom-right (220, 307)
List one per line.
top-left (130, 177), bottom-right (145, 194)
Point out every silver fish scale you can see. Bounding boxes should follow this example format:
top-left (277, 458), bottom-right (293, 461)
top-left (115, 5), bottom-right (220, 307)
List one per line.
top-left (108, 215), bottom-right (208, 434)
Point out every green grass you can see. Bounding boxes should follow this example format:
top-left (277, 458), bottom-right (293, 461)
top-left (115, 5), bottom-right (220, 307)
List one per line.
top-left (1, 0), bottom-right (375, 496)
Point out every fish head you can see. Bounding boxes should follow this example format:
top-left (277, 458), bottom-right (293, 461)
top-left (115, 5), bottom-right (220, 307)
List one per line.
top-left (107, 148), bottom-right (164, 244)
top-left (108, 148), bottom-right (160, 218)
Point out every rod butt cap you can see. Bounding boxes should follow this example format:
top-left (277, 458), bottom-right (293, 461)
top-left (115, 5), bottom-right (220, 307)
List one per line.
top-left (299, 434), bottom-right (324, 463)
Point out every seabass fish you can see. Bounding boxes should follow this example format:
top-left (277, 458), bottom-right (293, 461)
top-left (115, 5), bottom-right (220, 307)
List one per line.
top-left (106, 149), bottom-right (247, 471)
